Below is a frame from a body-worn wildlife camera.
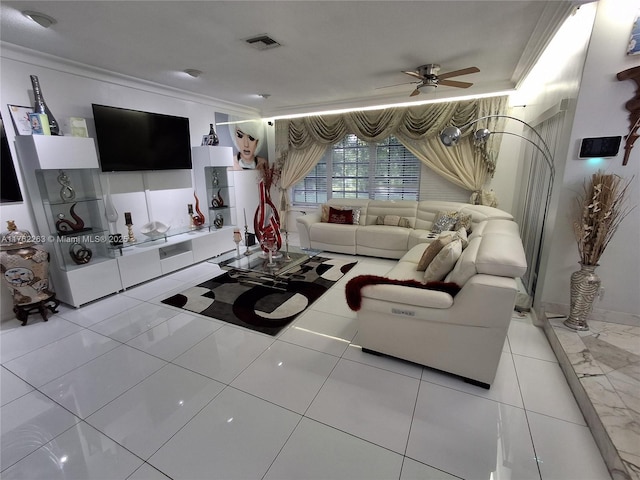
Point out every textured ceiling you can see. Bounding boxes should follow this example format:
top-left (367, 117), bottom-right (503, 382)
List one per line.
top-left (0, 1), bottom-right (580, 117)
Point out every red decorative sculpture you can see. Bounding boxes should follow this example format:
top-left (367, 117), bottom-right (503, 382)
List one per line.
top-left (617, 65), bottom-right (640, 166)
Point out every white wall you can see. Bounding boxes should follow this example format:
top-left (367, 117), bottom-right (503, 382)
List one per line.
top-left (537, 0), bottom-right (640, 325)
top-left (494, 0), bottom-right (640, 325)
top-left (0, 44), bottom-right (258, 320)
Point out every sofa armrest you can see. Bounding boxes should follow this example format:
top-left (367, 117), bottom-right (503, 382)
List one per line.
top-left (296, 213), bottom-right (321, 248)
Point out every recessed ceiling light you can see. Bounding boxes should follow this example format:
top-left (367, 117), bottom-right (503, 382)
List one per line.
top-left (22, 10), bottom-right (57, 28)
top-left (258, 94), bottom-right (271, 99)
top-left (183, 69), bottom-right (203, 78)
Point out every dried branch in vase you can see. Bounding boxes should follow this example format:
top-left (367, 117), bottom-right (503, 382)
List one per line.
top-left (573, 171), bottom-right (635, 266)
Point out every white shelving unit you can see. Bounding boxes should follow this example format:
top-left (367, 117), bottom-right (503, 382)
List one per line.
top-left (15, 136), bottom-right (122, 307)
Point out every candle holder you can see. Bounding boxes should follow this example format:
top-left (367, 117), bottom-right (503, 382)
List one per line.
top-left (233, 228), bottom-right (242, 257)
top-left (284, 229), bottom-right (291, 262)
top-left (126, 223), bottom-right (136, 243)
top-left (244, 224), bottom-right (251, 256)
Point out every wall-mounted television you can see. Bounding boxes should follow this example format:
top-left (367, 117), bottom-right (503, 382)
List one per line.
top-left (92, 104), bottom-right (192, 172)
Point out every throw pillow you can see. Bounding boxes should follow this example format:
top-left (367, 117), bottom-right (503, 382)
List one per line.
top-left (431, 211), bottom-right (459, 233)
top-left (322, 204), bottom-right (360, 224)
top-left (375, 215), bottom-right (411, 228)
top-left (328, 206), bottom-right (353, 224)
top-left (424, 239), bottom-right (463, 282)
top-left (454, 213), bottom-right (473, 233)
top-left (453, 227), bottom-right (469, 249)
top-left (416, 235), bottom-right (453, 271)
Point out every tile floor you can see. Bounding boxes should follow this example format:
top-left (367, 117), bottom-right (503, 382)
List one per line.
top-left (0, 252), bottom-right (612, 479)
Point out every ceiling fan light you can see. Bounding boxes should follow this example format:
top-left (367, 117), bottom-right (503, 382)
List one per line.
top-left (22, 10), bottom-right (57, 28)
top-left (418, 83), bottom-right (437, 93)
top-left (440, 126), bottom-right (462, 147)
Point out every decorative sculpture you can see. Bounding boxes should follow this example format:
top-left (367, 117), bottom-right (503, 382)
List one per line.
top-left (617, 65), bottom-right (640, 166)
top-left (193, 192), bottom-right (206, 227)
top-left (55, 203), bottom-right (86, 234)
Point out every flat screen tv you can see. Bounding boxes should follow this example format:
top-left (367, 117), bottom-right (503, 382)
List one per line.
top-left (92, 104), bottom-right (192, 172)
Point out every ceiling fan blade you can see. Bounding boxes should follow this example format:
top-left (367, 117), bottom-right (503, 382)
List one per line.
top-left (409, 88), bottom-right (421, 97)
top-left (375, 81), bottom-right (419, 90)
top-left (438, 66), bottom-right (480, 80)
top-left (402, 70), bottom-right (424, 79)
top-left (439, 79), bottom-right (474, 89)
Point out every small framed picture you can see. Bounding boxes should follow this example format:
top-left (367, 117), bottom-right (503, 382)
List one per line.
top-left (7, 105), bottom-right (34, 135)
top-left (201, 134), bottom-right (215, 146)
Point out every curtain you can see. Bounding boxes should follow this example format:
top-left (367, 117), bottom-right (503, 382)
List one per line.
top-left (274, 95), bottom-right (509, 209)
top-left (276, 143), bottom-right (327, 230)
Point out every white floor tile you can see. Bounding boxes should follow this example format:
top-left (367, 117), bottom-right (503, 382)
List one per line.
top-left (420, 349), bottom-right (524, 408)
top-left (4, 329), bottom-right (120, 387)
top-left (89, 303), bottom-right (179, 342)
top-left (173, 325), bottom-right (273, 383)
top-left (231, 340), bottom-right (338, 413)
top-left (0, 367), bottom-right (34, 406)
top-left (1, 390), bottom-right (79, 470)
top-left (264, 417), bottom-right (404, 480)
top-left (279, 309), bottom-right (357, 356)
top-left (513, 354), bottom-right (586, 425)
top-left (125, 312), bottom-right (221, 361)
top-left (306, 358), bottom-right (420, 453)
top-left (127, 463), bottom-right (172, 480)
top-left (343, 338), bottom-right (424, 379)
top-left (527, 411), bottom-right (611, 480)
top-left (508, 315), bottom-right (557, 362)
top-left (86, 363), bottom-right (224, 460)
top-left (1, 422), bottom-right (143, 480)
top-left (407, 381), bottom-right (539, 480)
top-left (122, 276), bottom-right (185, 301)
top-left (400, 457), bottom-right (460, 480)
top-left (0, 317), bottom-right (82, 363)
top-left (39, 344), bottom-right (165, 418)
top-left (148, 387), bottom-right (300, 480)
top-left (57, 294), bottom-right (143, 327)
top-left (310, 287), bottom-right (357, 319)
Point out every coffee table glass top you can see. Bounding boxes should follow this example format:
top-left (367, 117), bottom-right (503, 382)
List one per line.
top-left (212, 245), bottom-right (321, 278)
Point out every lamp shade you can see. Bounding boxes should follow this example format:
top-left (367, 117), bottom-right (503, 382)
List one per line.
top-left (439, 126), bottom-right (462, 146)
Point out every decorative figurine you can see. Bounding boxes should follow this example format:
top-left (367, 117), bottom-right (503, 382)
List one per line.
top-left (57, 170), bottom-right (76, 202)
top-left (211, 189), bottom-right (224, 208)
top-left (192, 192), bottom-right (206, 228)
top-left (55, 203), bottom-right (86, 234)
top-left (69, 242), bottom-right (92, 265)
top-left (213, 213), bottom-right (224, 229)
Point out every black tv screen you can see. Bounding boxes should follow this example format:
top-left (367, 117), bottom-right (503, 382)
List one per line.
top-left (92, 104), bottom-right (192, 172)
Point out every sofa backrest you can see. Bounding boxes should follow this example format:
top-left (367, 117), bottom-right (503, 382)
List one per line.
top-left (415, 201), bottom-right (468, 231)
top-left (365, 200), bottom-right (418, 227)
top-left (445, 219), bottom-right (527, 286)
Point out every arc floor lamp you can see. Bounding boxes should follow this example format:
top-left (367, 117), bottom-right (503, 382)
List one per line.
top-left (440, 115), bottom-right (556, 305)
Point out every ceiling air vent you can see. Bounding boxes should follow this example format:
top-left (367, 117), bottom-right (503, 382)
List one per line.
top-left (245, 34), bottom-right (281, 51)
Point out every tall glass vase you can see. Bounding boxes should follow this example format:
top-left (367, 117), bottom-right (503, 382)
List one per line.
top-left (564, 263), bottom-right (601, 331)
top-left (253, 179), bottom-right (282, 254)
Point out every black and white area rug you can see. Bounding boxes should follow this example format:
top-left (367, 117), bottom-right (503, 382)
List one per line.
top-left (161, 257), bottom-right (357, 336)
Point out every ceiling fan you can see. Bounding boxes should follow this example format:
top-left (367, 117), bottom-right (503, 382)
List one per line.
top-left (398, 64), bottom-right (480, 97)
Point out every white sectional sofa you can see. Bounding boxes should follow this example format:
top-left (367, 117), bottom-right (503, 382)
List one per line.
top-left (297, 199), bottom-right (527, 388)
top-left (296, 198), bottom-right (514, 258)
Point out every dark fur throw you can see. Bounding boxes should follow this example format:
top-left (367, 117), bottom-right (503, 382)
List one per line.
top-left (345, 275), bottom-right (461, 311)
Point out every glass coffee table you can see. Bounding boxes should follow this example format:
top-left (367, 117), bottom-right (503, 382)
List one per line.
top-left (211, 245), bottom-right (321, 288)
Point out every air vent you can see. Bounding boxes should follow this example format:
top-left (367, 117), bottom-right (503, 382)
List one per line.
top-left (245, 34), bottom-right (281, 51)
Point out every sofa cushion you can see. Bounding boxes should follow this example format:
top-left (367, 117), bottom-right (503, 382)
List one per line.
top-left (356, 225), bottom-right (410, 252)
top-left (376, 215), bottom-right (411, 228)
top-left (475, 232), bottom-right (527, 278)
top-left (328, 207), bottom-right (353, 224)
top-left (445, 236), bottom-right (481, 286)
top-left (431, 211), bottom-right (459, 233)
top-left (454, 213), bottom-right (473, 233)
top-left (416, 235), bottom-right (453, 271)
top-left (309, 223), bottom-right (358, 247)
top-left (424, 239), bottom-right (463, 282)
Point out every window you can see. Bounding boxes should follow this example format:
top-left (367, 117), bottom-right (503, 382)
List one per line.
top-left (293, 134), bottom-right (420, 205)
